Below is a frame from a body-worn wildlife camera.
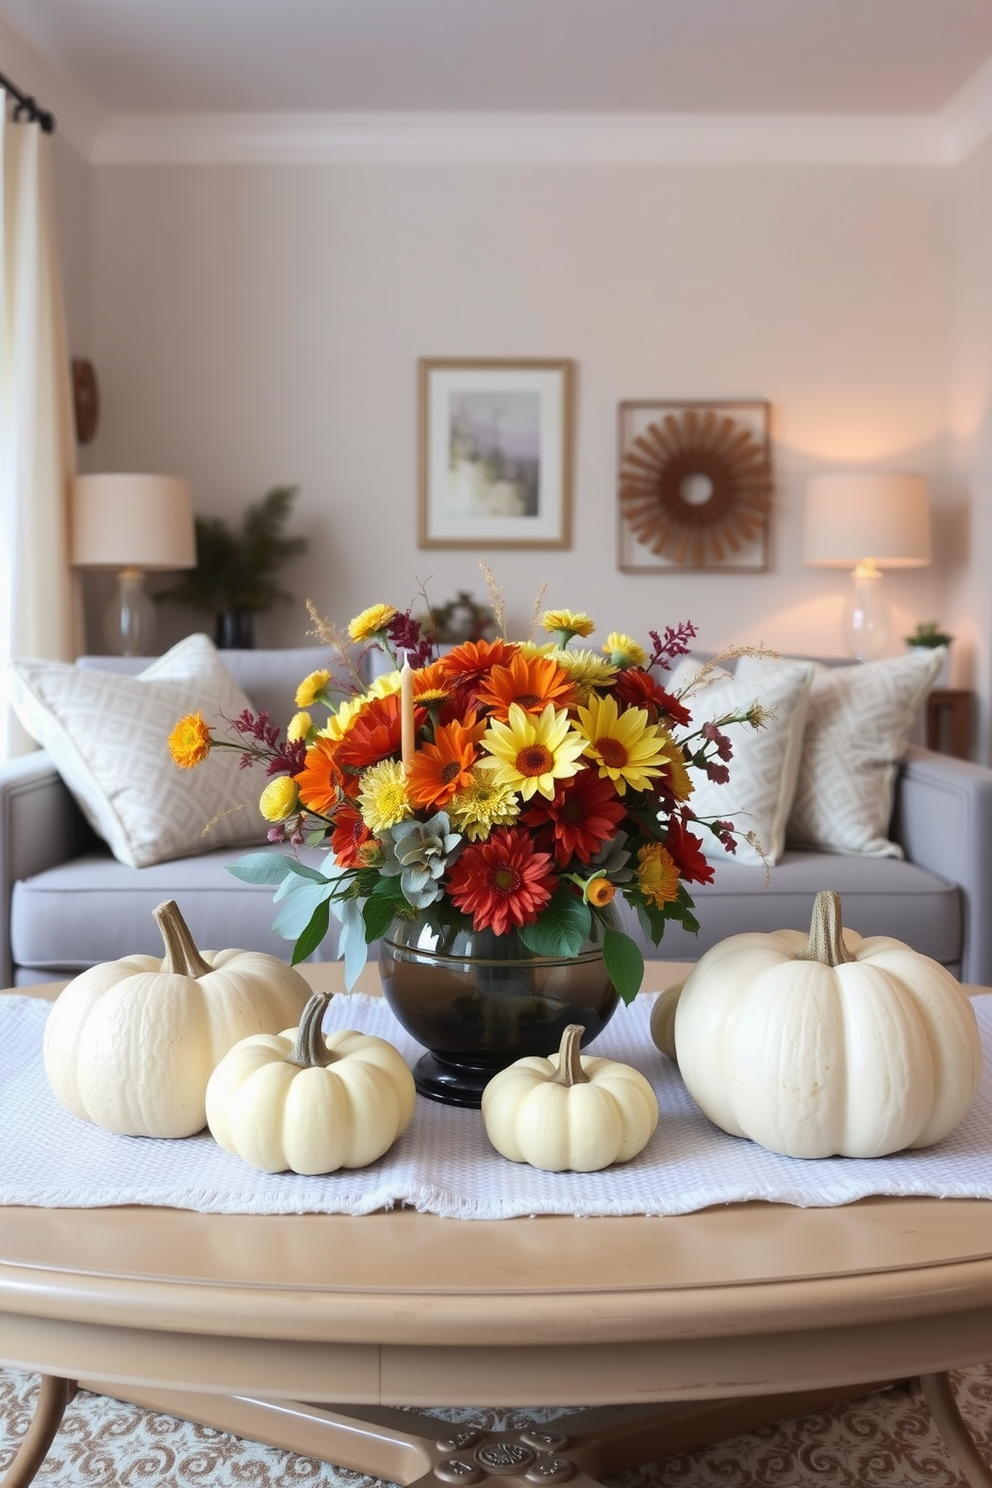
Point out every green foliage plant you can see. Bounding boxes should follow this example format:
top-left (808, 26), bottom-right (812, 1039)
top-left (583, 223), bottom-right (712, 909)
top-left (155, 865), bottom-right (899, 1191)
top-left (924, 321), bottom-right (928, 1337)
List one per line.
top-left (159, 485), bottom-right (308, 616)
top-left (905, 620), bottom-right (953, 649)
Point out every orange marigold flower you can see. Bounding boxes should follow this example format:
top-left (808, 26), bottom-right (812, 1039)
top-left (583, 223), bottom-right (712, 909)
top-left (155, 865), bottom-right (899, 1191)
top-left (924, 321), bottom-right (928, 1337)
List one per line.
top-left (168, 712), bottom-right (212, 769)
top-left (586, 877), bottom-right (616, 907)
top-left (476, 650), bottom-right (576, 720)
top-left (406, 715), bottom-right (486, 810)
top-left (446, 827), bottom-right (557, 936)
top-left (637, 842), bottom-right (681, 908)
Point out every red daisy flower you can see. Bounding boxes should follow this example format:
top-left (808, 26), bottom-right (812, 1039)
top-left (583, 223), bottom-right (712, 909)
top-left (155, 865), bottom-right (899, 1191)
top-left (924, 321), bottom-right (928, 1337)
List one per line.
top-left (523, 768), bottom-right (626, 867)
top-left (331, 803), bottom-right (375, 868)
top-left (446, 827), bottom-right (557, 936)
top-left (666, 817), bottom-right (715, 885)
top-left (614, 668), bottom-right (691, 728)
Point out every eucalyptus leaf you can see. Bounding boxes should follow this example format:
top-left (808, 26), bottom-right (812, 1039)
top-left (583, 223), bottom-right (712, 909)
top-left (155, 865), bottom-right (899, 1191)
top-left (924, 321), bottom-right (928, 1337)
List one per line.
top-left (271, 881), bottom-right (336, 939)
top-left (227, 852), bottom-right (296, 886)
top-left (603, 928), bottom-right (644, 1006)
top-left (336, 899), bottom-right (371, 990)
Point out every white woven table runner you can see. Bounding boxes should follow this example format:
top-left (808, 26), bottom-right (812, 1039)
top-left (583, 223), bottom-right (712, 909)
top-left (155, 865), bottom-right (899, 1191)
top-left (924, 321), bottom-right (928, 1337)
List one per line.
top-left (3, 991), bottom-right (992, 1219)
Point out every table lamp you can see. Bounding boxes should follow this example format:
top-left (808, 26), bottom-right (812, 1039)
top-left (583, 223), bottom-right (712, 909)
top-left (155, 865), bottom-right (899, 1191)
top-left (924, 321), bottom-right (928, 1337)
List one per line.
top-left (70, 473), bottom-right (196, 656)
top-left (803, 472), bottom-right (931, 660)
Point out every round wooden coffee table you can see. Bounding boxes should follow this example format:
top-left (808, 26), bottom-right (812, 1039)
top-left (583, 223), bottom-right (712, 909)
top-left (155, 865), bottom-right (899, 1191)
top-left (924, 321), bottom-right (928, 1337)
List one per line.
top-left (4, 978), bottom-right (992, 1488)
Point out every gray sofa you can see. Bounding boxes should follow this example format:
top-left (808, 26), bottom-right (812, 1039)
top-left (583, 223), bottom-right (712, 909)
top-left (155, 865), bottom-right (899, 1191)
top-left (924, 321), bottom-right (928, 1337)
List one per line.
top-left (2, 648), bottom-right (991, 988)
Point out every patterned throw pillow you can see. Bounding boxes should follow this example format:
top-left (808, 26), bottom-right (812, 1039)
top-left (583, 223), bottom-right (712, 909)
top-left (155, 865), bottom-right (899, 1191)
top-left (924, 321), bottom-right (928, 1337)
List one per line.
top-left (8, 633), bottom-right (267, 868)
top-left (735, 649), bottom-right (945, 858)
top-left (668, 657), bottom-right (815, 867)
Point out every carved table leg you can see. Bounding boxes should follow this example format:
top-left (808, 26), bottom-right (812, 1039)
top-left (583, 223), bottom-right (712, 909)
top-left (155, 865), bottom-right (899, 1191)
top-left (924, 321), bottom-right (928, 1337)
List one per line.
top-left (1, 1375), bottom-right (77, 1488)
top-left (922, 1372), bottom-right (992, 1488)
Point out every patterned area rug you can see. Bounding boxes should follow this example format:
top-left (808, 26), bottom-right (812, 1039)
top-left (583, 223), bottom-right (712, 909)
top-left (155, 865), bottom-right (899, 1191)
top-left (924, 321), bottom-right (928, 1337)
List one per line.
top-left (3, 1367), bottom-right (992, 1487)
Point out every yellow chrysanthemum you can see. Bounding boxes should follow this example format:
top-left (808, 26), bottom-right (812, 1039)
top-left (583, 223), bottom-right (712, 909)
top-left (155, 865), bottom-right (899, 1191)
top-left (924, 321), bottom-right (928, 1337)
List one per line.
top-left (637, 843), bottom-right (681, 908)
top-left (295, 669), bottom-right (332, 708)
top-left (168, 712), bottom-right (212, 769)
top-left (551, 647), bottom-right (618, 696)
top-left (602, 632), bottom-right (647, 668)
top-left (320, 693), bottom-right (367, 742)
top-left (357, 758), bottom-right (413, 834)
top-left (541, 609), bottom-right (595, 642)
top-left (287, 710), bottom-right (313, 743)
top-left (480, 702), bottom-right (587, 802)
top-left (576, 693), bottom-right (671, 795)
top-left (365, 671), bottom-right (402, 700)
top-left (259, 776), bottom-right (300, 822)
top-left (348, 603), bottom-right (397, 642)
top-left (516, 640), bottom-right (558, 659)
top-left (447, 773), bottom-right (521, 841)
top-left (657, 727), bottom-right (694, 802)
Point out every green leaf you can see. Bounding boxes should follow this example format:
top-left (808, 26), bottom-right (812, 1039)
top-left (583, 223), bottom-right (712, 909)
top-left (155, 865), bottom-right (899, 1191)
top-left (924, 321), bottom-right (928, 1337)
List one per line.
top-left (227, 852), bottom-right (296, 886)
top-left (603, 928), bottom-right (644, 1006)
top-left (517, 889), bottom-right (591, 958)
top-left (291, 900), bottom-right (330, 965)
top-left (362, 894), bottom-right (398, 944)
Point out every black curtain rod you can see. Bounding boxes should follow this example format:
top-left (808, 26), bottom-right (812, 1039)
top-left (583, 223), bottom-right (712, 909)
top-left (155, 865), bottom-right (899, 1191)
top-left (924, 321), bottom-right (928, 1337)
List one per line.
top-left (0, 68), bottom-right (55, 133)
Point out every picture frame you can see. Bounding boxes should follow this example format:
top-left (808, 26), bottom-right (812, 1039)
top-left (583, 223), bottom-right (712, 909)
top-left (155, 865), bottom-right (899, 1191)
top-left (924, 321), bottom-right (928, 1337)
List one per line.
top-left (617, 398), bottom-right (772, 573)
top-left (418, 359), bottom-right (573, 549)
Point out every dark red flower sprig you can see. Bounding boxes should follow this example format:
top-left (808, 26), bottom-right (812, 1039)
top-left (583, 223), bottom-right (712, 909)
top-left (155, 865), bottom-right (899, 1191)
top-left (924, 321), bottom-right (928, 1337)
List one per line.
top-left (387, 610), bottom-right (434, 667)
top-left (647, 621), bottom-right (697, 671)
top-left (228, 709), bottom-right (307, 776)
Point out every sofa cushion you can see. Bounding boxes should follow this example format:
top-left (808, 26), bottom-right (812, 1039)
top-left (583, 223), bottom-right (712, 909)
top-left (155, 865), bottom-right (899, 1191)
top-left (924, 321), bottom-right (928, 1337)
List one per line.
top-left (736, 649), bottom-right (943, 858)
top-left (8, 634), bottom-right (268, 869)
top-left (669, 656), bottom-right (813, 866)
top-left (11, 844), bottom-right (338, 979)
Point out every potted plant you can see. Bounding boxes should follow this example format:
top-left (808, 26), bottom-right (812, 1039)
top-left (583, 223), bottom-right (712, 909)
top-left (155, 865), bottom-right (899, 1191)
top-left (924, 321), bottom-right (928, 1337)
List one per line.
top-left (158, 485), bottom-right (308, 648)
top-left (905, 620), bottom-right (953, 650)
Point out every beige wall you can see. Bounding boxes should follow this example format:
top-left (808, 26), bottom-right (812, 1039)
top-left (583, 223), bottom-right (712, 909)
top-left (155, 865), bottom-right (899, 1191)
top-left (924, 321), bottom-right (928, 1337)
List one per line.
top-left (79, 158), bottom-right (957, 682)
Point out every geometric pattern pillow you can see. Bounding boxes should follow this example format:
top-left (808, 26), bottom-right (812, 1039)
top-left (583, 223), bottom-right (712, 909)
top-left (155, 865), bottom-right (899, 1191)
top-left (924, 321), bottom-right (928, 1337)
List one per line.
top-left (669, 656), bottom-right (814, 867)
top-left (735, 648), bottom-right (944, 858)
top-left (8, 633), bottom-right (267, 868)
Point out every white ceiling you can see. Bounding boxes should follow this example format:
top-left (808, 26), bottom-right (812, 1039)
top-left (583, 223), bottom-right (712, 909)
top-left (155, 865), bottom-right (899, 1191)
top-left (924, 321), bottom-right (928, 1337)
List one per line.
top-left (3, 0), bottom-right (992, 118)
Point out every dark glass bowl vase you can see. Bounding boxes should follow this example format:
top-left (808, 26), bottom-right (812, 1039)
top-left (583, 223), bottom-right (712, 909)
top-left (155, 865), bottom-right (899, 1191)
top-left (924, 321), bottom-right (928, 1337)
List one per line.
top-left (379, 910), bottom-right (621, 1108)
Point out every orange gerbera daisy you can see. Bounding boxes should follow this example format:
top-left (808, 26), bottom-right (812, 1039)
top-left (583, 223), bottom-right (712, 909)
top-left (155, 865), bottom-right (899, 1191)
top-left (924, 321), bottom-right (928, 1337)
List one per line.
top-left (295, 737), bottom-right (350, 816)
top-left (440, 638), bottom-right (518, 688)
top-left (406, 715), bottom-right (486, 810)
top-left (476, 651), bottom-right (576, 720)
top-left (446, 826), bottom-right (557, 936)
top-left (333, 694), bottom-right (404, 773)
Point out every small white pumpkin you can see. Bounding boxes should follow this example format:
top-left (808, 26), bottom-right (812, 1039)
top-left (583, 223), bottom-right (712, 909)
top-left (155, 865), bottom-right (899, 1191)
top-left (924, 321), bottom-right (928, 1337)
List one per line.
top-left (205, 991), bottom-right (416, 1173)
top-left (660, 890), bottom-right (982, 1159)
top-left (481, 1024), bottom-right (659, 1172)
top-left (43, 899), bottom-right (312, 1138)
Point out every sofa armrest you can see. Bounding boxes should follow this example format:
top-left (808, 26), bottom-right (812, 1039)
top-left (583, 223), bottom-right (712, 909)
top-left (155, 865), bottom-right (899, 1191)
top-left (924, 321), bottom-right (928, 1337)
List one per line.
top-left (892, 745), bottom-right (992, 986)
top-left (0, 750), bottom-right (95, 987)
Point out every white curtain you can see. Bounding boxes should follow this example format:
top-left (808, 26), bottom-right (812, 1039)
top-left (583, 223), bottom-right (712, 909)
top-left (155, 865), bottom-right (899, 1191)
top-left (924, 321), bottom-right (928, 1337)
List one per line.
top-left (0, 95), bottom-right (78, 759)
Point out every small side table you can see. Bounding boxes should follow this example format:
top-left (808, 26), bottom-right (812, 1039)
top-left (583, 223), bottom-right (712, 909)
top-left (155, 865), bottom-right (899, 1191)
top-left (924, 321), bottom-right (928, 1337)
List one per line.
top-left (926, 689), bottom-right (973, 759)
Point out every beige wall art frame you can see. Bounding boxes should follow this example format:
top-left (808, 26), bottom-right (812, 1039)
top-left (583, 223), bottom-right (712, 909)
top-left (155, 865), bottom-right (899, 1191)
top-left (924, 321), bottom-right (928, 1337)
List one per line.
top-left (419, 358), bottom-right (573, 549)
top-left (617, 399), bottom-right (773, 572)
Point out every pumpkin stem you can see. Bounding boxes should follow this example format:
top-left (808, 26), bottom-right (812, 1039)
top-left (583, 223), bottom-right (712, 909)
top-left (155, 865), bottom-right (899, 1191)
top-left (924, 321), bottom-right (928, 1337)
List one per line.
top-left (289, 992), bottom-right (338, 1069)
top-left (154, 900), bottom-right (212, 978)
top-left (551, 1024), bottom-right (590, 1087)
top-left (795, 890), bottom-right (855, 968)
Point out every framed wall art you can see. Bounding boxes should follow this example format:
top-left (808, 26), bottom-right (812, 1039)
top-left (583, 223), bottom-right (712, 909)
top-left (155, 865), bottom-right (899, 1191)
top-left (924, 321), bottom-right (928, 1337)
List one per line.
top-left (419, 358), bottom-right (573, 549)
top-left (617, 399), bottom-right (772, 572)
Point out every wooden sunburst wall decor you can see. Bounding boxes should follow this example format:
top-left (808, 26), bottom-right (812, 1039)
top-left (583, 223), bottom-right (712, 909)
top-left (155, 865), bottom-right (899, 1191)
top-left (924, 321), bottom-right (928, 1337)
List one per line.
top-left (617, 399), bottom-right (772, 571)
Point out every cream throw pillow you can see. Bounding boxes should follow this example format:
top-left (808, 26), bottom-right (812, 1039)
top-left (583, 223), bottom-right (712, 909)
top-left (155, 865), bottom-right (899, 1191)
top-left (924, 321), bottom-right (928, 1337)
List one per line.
top-left (9, 633), bottom-right (267, 868)
top-left (668, 657), bottom-right (814, 867)
top-left (735, 649), bottom-right (944, 858)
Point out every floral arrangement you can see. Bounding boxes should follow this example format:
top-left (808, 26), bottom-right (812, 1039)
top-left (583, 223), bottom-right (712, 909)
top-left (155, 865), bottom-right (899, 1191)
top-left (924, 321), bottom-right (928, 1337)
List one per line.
top-left (169, 598), bottom-right (759, 1002)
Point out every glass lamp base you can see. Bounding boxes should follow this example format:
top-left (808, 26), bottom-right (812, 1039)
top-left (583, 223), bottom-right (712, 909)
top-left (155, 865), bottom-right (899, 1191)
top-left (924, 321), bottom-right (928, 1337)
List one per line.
top-left (103, 567), bottom-right (156, 657)
top-left (843, 567), bottom-right (889, 662)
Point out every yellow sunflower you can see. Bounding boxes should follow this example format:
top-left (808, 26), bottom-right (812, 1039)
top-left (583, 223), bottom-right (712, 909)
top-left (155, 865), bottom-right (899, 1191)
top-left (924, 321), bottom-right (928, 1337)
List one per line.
top-left (480, 702), bottom-right (587, 802)
top-left (576, 693), bottom-right (670, 795)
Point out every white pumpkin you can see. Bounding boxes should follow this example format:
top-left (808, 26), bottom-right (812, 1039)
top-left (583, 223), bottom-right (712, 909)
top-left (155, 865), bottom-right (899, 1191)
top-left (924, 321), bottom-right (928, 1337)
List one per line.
top-left (665, 890), bottom-right (982, 1159)
top-left (482, 1024), bottom-right (659, 1172)
top-left (43, 899), bottom-right (312, 1138)
top-left (205, 991), bottom-right (416, 1173)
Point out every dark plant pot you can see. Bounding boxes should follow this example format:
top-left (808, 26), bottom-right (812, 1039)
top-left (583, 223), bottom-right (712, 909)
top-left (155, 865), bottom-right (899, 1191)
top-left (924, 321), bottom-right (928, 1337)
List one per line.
top-left (379, 912), bottom-right (620, 1108)
top-left (214, 613), bottom-right (256, 649)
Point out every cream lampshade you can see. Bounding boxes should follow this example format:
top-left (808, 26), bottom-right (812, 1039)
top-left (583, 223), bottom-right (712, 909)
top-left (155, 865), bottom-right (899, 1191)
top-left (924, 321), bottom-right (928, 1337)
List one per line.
top-left (71, 474), bottom-right (196, 656)
top-left (804, 472), bottom-right (931, 660)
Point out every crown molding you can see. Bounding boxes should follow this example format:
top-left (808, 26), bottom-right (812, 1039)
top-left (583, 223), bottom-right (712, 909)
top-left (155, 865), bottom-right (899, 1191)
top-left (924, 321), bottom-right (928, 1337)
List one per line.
top-left (91, 110), bottom-right (950, 168)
